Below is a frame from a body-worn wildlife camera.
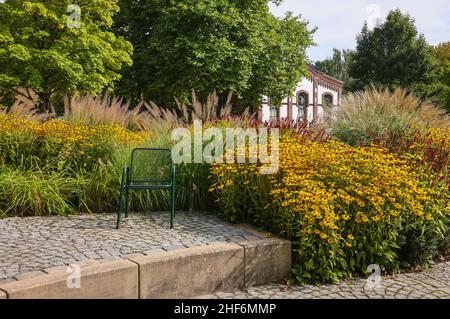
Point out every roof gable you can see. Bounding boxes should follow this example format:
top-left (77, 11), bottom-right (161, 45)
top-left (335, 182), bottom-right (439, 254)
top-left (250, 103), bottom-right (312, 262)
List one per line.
top-left (306, 64), bottom-right (344, 89)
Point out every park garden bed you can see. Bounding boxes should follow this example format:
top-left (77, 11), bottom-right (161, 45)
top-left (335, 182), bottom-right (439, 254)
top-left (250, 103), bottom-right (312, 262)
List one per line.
top-left (0, 89), bottom-right (449, 284)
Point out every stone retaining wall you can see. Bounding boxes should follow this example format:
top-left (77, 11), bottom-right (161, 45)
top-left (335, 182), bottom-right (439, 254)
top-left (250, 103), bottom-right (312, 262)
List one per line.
top-left (0, 237), bottom-right (291, 299)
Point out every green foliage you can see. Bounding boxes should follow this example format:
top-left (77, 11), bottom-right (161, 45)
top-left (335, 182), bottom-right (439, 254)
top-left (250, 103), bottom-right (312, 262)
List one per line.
top-left (0, 115), bottom-right (133, 173)
top-left (435, 42), bottom-right (450, 63)
top-left (0, 97), bottom-right (226, 216)
top-left (0, 166), bottom-right (83, 217)
top-left (314, 49), bottom-right (355, 91)
top-left (433, 42), bottom-right (450, 112)
top-left (80, 133), bottom-right (217, 214)
top-left (372, 127), bottom-right (450, 268)
top-left (397, 220), bottom-right (443, 269)
top-left (0, 0), bottom-right (133, 111)
top-left (210, 136), bottom-right (450, 283)
top-left (349, 10), bottom-right (439, 98)
top-left (113, 0), bottom-right (314, 110)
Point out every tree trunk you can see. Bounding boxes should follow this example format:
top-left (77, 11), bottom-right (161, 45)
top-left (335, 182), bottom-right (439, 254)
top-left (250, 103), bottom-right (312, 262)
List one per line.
top-left (38, 91), bottom-right (52, 113)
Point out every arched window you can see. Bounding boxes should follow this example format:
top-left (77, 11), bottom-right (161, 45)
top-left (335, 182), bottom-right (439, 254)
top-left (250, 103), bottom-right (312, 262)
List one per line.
top-left (297, 92), bottom-right (308, 122)
top-left (323, 93), bottom-right (333, 107)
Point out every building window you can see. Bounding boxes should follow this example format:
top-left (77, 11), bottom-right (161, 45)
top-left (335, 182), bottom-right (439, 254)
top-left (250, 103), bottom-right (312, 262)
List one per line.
top-left (323, 93), bottom-right (333, 107)
top-left (269, 106), bottom-right (278, 121)
top-left (297, 92), bottom-right (308, 122)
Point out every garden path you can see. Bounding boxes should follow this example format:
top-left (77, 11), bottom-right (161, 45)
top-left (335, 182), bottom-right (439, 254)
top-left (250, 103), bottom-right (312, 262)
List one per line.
top-left (210, 261), bottom-right (450, 299)
top-left (0, 212), bottom-right (260, 280)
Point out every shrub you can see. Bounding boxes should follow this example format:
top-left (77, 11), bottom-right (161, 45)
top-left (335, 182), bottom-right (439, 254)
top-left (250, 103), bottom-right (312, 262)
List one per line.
top-left (0, 91), bottom-right (240, 217)
top-left (327, 87), bottom-right (450, 146)
top-left (0, 115), bottom-right (147, 216)
top-left (371, 126), bottom-right (450, 264)
top-left (0, 114), bottom-right (146, 172)
top-left (210, 135), bottom-right (449, 283)
top-left (77, 128), bottom-right (218, 214)
top-left (372, 127), bottom-right (450, 189)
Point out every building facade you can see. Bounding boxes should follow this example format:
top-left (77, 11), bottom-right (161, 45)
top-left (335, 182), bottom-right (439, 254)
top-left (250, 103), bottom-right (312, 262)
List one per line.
top-left (260, 65), bottom-right (344, 123)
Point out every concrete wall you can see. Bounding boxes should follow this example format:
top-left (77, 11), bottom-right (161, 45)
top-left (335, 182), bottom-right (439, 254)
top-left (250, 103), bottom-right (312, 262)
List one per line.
top-left (0, 259), bottom-right (138, 299)
top-left (129, 244), bottom-right (245, 299)
top-left (0, 236), bottom-right (292, 299)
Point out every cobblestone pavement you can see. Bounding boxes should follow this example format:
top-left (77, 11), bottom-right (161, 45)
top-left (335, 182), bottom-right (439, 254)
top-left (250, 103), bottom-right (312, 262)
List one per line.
top-left (211, 261), bottom-right (450, 299)
top-left (0, 212), bottom-right (259, 279)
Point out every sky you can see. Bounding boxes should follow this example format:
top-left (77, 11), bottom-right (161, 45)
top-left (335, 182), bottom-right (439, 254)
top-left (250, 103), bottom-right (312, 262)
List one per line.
top-left (269, 0), bottom-right (450, 62)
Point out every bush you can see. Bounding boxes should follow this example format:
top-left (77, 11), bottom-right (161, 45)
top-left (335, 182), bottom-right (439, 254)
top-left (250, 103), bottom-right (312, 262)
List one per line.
top-left (0, 114), bottom-right (146, 172)
top-left (0, 114), bottom-right (147, 216)
top-left (372, 127), bottom-right (450, 189)
top-left (327, 87), bottom-right (450, 146)
top-left (79, 149), bottom-right (217, 214)
top-left (371, 126), bottom-right (450, 264)
top-left (0, 91), bottom-right (239, 217)
top-left (210, 135), bottom-right (449, 283)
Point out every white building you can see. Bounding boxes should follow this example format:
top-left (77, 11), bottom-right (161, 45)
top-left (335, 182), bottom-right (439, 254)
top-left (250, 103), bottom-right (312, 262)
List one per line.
top-left (260, 65), bottom-right (344, 123)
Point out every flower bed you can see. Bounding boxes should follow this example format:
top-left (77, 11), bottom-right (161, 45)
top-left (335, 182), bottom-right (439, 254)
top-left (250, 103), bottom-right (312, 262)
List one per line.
top-left (210, 134), bottom-right (450, 283)
top-left (0, 115), bottom-right (146, 217)
top-left (0, 115), bottom-right (146, 171)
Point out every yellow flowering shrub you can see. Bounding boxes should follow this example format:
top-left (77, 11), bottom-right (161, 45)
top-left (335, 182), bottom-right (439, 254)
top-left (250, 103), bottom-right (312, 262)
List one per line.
top-left (0, 114), bottom-right (149, 217)
top-left (210, 135), bottom-right (450, 283)
top-left (0, 114), bottom-right (146, 171)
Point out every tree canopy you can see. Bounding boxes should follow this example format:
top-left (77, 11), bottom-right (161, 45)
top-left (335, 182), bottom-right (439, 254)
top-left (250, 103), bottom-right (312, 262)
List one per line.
top-left (433, 42), bottom-right (450, 111)
top-left (113, 0), bottom-right (314, 110)
top-left (314, 48), bottom-right (354, 91)
top-left (348, 10), bottom-right (439, 97)
top-left (0, 0), bottom-right (133, 111)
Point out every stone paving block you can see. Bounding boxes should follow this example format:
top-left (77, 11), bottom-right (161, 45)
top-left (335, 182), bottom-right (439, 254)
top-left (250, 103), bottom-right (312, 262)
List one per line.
top-left (78, 259), bottom-right (99, 267)
top-left (129, 243), bottom-right (245, 299)
top-left (191, 294), bottom-right (218, 299)
top-left (0, 258), bottom-right (138, 299)
top-left (240, 238), bottom-right (291, 287)
top-left (209, 260), bottom-right (450, 300)
top-left (0, 213), bottom-right (263, 280)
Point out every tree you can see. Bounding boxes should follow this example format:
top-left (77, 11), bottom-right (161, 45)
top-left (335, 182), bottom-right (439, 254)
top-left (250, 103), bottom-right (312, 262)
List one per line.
top-left (349, 10), bottom-right (439, 97)
top-left (113, 0), bottom-right (314, 110)
top-left (434, 42), bottom-right (450, 63)
top-left (0, 0), bottom-right (133, 111)
top-left (433, 42), bottom-right (450, 112)
top-left (314, 48), bottom-right (355, 91)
